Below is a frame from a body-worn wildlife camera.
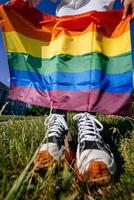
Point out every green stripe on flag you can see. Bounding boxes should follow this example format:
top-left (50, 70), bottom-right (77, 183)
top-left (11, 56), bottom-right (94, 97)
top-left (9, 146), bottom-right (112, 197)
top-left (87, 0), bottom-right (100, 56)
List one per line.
top-left (8, 52), bottom-right (132, 75)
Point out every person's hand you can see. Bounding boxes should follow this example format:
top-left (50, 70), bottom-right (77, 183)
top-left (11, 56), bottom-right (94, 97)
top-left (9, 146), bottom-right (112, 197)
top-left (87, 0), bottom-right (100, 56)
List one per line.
top-left (122, 0), bottom-right (134, 19)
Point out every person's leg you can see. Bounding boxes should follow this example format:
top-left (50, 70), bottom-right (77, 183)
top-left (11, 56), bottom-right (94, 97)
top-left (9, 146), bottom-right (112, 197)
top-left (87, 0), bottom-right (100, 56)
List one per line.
top-left (56, 0), bottom-right (117, 185)
top-left (34, 109), bottom-right (73, 172)
top-left (73, 112), bottom-right (116, 184)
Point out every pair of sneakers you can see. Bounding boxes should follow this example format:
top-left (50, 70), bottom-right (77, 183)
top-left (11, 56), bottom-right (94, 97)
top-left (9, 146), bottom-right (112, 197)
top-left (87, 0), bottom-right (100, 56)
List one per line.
top-left (34, 112), bottom-right (116, 185)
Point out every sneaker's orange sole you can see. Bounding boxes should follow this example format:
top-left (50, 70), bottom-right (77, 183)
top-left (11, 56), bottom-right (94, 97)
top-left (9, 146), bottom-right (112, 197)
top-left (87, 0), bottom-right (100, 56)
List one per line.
top-left (34, 150), bottom-right (55, 172)
top-left (75, 160), bottom-right (112, 185)
top-left (34, 148), bottom-right (74, 172)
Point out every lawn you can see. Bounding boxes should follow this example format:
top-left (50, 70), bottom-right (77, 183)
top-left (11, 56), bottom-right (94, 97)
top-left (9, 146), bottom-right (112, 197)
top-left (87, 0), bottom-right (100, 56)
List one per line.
top-left (0, 110), bottom-right (134, 200)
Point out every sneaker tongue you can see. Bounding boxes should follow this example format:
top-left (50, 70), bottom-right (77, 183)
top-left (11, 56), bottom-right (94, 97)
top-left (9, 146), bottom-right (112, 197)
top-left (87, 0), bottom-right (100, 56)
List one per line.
top-left (51, 114), bottom-right (68, 131)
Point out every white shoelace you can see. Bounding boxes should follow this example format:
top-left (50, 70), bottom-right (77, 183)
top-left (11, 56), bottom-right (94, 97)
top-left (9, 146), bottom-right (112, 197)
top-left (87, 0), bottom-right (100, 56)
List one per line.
top-left (73, 113), bottom-right (103, 143)
top-left (44, 114), bottom-right (68, 140)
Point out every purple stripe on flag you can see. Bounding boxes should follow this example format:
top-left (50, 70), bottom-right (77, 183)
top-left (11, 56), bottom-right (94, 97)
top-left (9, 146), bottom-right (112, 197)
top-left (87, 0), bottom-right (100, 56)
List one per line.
top-left (8, 86), bottom-right (132, 116)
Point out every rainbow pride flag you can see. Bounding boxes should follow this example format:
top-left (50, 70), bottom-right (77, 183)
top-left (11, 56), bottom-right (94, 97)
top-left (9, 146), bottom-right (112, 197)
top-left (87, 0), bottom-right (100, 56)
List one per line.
top-left (0, 0), bottom-right (133, 115)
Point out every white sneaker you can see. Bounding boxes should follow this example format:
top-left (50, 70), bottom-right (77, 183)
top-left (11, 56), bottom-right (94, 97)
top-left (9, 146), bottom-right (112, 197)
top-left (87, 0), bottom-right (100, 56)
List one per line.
top-left (34, 114), bottom-right (73, 172)
top-left (73, 113), bottom-right (116, 185)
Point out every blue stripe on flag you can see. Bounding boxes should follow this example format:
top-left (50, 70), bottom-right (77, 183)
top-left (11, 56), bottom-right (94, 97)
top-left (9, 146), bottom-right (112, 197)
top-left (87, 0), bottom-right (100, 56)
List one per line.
top-left (10, 69), bottom-right (132, 93)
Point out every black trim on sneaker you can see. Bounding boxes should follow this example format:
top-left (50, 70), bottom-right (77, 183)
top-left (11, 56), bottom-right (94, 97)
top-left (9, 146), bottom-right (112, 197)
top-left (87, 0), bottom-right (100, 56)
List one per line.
top-left (79, 140), bottom-right (112, 156)
top-left (45, 129), bottom-right (68, 150)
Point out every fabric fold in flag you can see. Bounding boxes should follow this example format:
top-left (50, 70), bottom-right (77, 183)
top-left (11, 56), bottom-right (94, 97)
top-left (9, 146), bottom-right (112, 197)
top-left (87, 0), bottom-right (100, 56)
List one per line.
top-left (0, 0), bottom-right (133, 115)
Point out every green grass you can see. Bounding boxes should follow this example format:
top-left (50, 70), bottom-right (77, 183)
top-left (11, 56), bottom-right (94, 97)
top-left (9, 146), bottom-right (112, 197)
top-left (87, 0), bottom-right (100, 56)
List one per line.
top-left (0, 112), bottom-right (134, 200)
